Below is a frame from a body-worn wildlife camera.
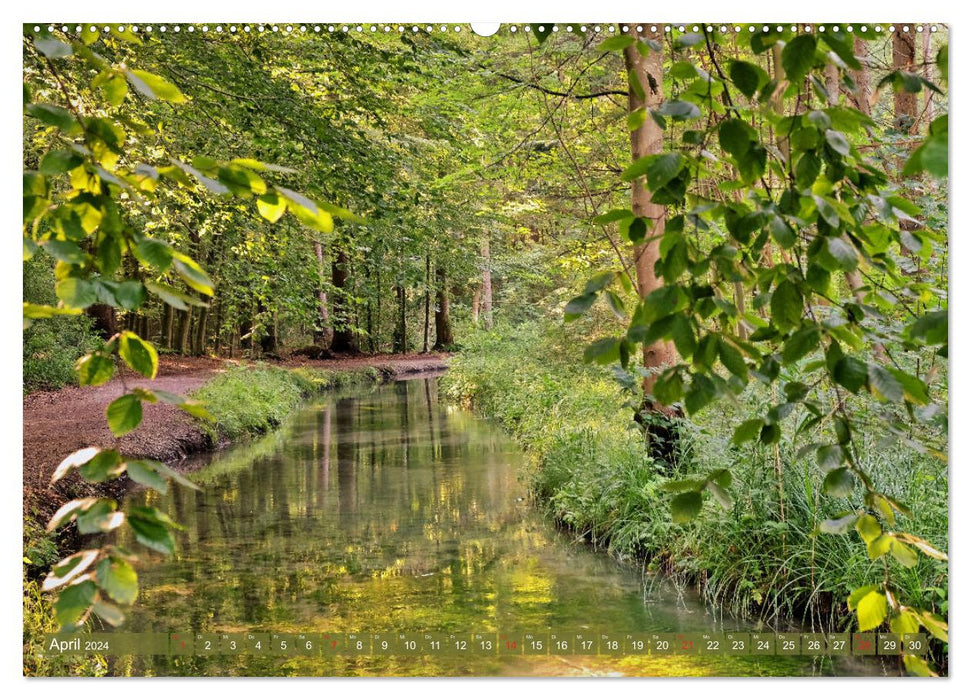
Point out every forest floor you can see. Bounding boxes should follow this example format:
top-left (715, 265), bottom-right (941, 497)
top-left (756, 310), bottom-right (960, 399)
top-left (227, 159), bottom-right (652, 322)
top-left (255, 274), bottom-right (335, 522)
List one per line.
top-left (22, 352), bottom-right (450, 527)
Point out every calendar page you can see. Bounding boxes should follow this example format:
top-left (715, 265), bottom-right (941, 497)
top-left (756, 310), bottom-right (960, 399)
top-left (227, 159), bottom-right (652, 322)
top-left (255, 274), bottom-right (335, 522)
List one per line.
top-left (21, 13), bottom-right (949, 681)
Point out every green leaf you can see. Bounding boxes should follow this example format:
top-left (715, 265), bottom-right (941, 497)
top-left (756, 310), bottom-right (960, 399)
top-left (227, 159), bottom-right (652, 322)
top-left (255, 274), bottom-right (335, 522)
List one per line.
top-left (126, 507), bottom-right (179, 555)
top-left (671, 491), bottom-right (703, 524)
top-left (43, 550), bottom-right (99, 591)
top-left (42, 240), bottom-right (86, 264)
top-left (832, 355), bottom-right (868, 393)
top-left (124, 460), bottom-right (168, 494)
top-left (75, 499), bottom-right (123, 534)
top-left (903, 655), bottom-right (935, 677)
top-left (684, 374), bottom-right (717, 414)
top-left (867, 364), bottom-right (904, 402)
top-left (144, 281), bottom-right (206, 311)
top-left (657, 100), bottom-right (700, 121)
top-left (732, 418), bottom-right (764, 445)
top-left (906, 310), bottom-right (947, 346)
top-left (126, 70), bottom-right (187, 103)
top-left (26, 103), bottom-right (81, 135)
top-left (54, 581), bottom-right (97, 629)
top-left (55, 278), bottom-right (97, 309)
top-left (257, 193), bottom-right (287, 223)
top-left (35, 38), bottom-right (74, 58)
top-left (134, 238), bottom-right (174, 271)
top-left (826, 237), bottom-right (859, 271)
top-left (824, 129), bottom-right (851, 156)
top-left (598, 35), bottom-right (635, 52)
top-left (92, 600), bottom-right (125, 627)
top-left (96, 557), bottom-right (138, 605)
top-left (705, 481), bottom-right (733, 510)
top-left (770, 280), bottom-right (804, 332)
top-left (113, 281), bottom-right (147, 311)
top-left (823, 467), bottom-right (856, 497)
top-left (118, 331), bottom-right (158, 379)
top-left (781, 326), bottom-right (820, 364)
top-left (855, 514), bottom-right (882, 544)
top-left (106, 394), bottom-right (142, 436)
top-left (564, 293), bottom-right (596, 321)
top-left (819, 512), bottom-right (858, 535)
top-left (627, 107), bottom-right (647, 131)
top-left (621, 153), bottom-right (683, 189)
top-left (855, 590), bottom-right (888, 631)
top-left (593, 208), bottom-right (634, 225)
top-left (171, 252), bottom-right (214, 296)
top-left (729, 60), bottom-right (763, 98)
top-left (890, 539), bottom-right (919, 568)
top-left (46, 497), bottom-right (97, 530)
top-left (718, 119), bottom-right (754, 159)
top-left (78, 449), bottom-right (123, 482)
top-left (39, 149), bottom-right (84, 175)
top-left (717, 339), bottom-right (748, 379)
top-left (781, 34), bottom-right (818, 84)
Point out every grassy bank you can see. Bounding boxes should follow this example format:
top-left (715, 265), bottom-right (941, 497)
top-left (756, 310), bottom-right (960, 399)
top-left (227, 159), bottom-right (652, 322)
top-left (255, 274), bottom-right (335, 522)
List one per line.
top-left (190, 364), bottom-right (381, 441)
top-left (440, 321), bottom-right (948, 632)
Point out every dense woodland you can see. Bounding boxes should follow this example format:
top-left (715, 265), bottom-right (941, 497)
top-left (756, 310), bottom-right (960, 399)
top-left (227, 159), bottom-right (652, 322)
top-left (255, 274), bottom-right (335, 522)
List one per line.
top-left (23, 23), bottom-right (947, 676)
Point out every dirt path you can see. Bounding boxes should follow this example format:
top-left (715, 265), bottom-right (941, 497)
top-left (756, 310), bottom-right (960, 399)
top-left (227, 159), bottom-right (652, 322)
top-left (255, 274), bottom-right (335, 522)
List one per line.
top-left (23, 353), bottom-right (449, 526)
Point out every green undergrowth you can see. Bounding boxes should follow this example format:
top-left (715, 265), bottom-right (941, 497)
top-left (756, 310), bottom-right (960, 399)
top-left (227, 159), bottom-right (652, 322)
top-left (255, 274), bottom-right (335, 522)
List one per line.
top-left (191, 364), bottom-right (382, 441)
top-left (440, 321), bottom-right (948, 632)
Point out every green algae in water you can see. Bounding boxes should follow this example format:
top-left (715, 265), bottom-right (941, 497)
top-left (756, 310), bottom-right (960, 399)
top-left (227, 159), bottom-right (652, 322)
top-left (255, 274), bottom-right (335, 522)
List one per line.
top-left (108, 377), bottom-right (887, 677)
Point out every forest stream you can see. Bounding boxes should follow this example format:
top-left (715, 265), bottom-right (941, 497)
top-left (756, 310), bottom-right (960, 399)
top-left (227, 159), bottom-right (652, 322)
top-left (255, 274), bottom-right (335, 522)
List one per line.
top-left (108, 375), bottom-right (892, 677)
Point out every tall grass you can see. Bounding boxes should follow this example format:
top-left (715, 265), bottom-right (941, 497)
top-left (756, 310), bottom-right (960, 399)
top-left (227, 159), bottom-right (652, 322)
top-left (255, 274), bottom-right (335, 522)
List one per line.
top-left (441, 321), bottom-right (948, 631)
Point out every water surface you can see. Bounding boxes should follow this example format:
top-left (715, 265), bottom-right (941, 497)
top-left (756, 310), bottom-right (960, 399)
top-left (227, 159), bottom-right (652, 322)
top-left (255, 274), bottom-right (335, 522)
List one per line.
top-left (117, 376), bottom-right (886, 677)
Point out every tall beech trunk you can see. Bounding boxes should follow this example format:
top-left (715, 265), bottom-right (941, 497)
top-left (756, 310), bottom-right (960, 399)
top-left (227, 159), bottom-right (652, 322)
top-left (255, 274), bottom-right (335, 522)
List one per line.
top-left (893, 29), bottom-right (918, 133)
top-left (480, 238), bottom-right (493, 329)
top-left (622, 26), bottom-right (678, 399)
top-left (393, 283), bottom-right (407, 353)
top-left (471, 287), bottom-right (481, 327)
top-left (422, 252), bottom-right (431, 353)
top-left (178, 308), bottom-right (192, 355)
top-left (433, 264), bottom-right (454, 350)
top-left (623, 24), bottom-right (682, 466)
top-left (86, 304), bottom-right (117, 339)
top-left (330, 249), bottom-right (356, 353)
top-left (922, 29), bottom-right (935, 127)
top-left (313, 241), bottom-right (333, 347)
top-left (161, 303), bottom-right (173, 348)
top-left (852, 37), bottom-right (872, 116)
top-left (194, 306), bottom-right (209, 356)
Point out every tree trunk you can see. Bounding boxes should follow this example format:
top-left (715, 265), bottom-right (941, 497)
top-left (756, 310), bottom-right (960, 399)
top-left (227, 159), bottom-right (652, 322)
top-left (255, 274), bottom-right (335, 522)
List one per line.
top-left (313, 241), bottom-right (333, 347)
top-left (330, 249), bottom-right (356, 353)
top-left (922, 28), bottom-right (935, 127)
top-left (622, 26), bottom-right (679, 400)
top-left (86, 304), bottom-right (117, 340)
top-left (623, 24), bottom-right (682, 466)
top-left (393, 283), bottom-right (407, 353)
top-left (852, 37), bottom-right (872, 116)
top-left (422, 252), bottom-right (431, 353)
top-left (194, 306), bottom-right (209, 356)
top-left (471, 286), bottom-right (481, 327)
top-left (178, 308), bottom-right (192, 355)
top-left (480, 238), bottom-right (493, 329)
top-left (433, 264), bottom-right (454, 350)
top-left (893, 29), bottom-right (918, 133)
top-left (161, 303), bottom-right (173, 349)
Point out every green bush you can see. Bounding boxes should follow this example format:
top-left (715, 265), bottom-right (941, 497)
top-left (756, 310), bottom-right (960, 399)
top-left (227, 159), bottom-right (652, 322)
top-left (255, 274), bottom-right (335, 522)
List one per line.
top-left (23, 255), bottom-right (101, 394)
